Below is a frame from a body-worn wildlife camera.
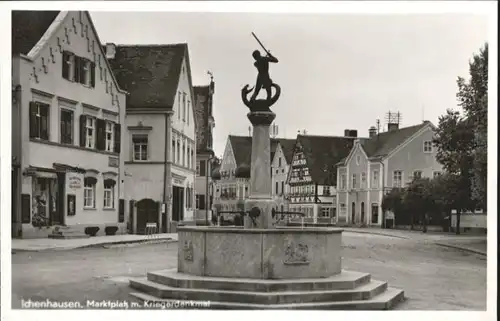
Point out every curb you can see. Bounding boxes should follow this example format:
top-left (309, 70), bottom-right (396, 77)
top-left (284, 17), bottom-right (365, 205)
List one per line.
top-left (434, 242), bottom-right (487, 256)
top-left (341, 229), bottom-right (410, 240)
top-left (12, 238), bottom-right (178, 253)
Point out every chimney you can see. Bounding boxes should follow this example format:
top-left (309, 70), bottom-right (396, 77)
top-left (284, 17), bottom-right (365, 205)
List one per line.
top-left (344, 129), bottom-right (357, 138)
top-left (387, 123), bottom-right (399, 132)
top-left (368, 126), bottom-right (377, 138)
top-left (105, 43), bottom-right (116, 59)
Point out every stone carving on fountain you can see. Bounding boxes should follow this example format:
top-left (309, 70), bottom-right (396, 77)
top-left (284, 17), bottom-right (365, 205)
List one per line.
top-left (128, 38), bottom-right (405, 310)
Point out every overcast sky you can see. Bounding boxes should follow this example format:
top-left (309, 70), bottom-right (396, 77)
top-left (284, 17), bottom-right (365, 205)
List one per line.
top-left (90, 12), bottom-right (489, 158)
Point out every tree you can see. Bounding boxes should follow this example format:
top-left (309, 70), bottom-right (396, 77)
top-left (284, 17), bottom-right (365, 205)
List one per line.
top-left (456, 43), bottom-right (488, 210)
top-left (404, 178), bottom-right (435, 232)
top-left (432, 43), bottom-right (487, 234)
top-left (381, 188), bottom-right (406, 227)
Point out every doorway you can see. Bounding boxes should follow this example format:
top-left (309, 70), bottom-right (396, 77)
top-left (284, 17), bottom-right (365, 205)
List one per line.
top-left (136, 198), bottom-right (159, 234)
top-left (172, 186), bottom-right (185, 222)
top-left (371, 204), bottom-right (379, 224)
top-left (361, 202), bottom-right (365, 225)
top-left (351, 202), bottom-right (356, 224)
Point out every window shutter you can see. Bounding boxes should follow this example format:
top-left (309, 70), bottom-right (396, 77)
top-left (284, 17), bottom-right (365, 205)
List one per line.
top-left (114, 123), bottom-right (121, 153)
top-left (96, 118), bottom-right (106, 150)
top-left (74, 56), bottom-right (80, 83)
top-left (200, 160), bottom-right (206, 176)
top-left (119, 199), bottom-right (125, 223)
top-left (29, 102), bottom-right (37, 138)
top-left (40, 104), bottom-right (49, 140)
top-left (90, 61), bottom-right (96, 87)
top-left (79, 115), bottom-right (87, 147)
top-left (62, 51), bottom-right (69, 79)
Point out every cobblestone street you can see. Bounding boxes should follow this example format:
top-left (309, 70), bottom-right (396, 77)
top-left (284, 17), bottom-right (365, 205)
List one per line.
top-left (11, 232), bottom-right (486, 310)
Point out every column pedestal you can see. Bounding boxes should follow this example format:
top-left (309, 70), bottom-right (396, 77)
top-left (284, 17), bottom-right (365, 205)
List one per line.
top-left (244, 111), bottom-right (278, 229)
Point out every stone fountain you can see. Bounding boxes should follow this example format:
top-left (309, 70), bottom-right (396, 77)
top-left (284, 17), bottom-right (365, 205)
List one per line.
top-left (129, 44), bottom-right (405, 309)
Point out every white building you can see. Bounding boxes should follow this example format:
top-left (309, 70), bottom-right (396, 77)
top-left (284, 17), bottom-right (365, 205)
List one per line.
top-left (108, 43), bottom-right (197, 233)
top-left (12, 11), bottom-right (127, 238)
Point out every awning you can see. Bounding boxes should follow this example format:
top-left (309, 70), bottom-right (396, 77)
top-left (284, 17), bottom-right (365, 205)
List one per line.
top-left (84, 176), bottom-right (98, 186)
top-left (104, 178), bottom-right (116, 188)
top-left (53, 163), bottom-right (87, 174)
top-left (23, 166), bottom-right (58, 178)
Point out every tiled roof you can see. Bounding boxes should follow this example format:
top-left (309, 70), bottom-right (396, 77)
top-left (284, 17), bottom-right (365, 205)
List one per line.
top-left (108, 44), bottom-right (187, 109)
top-left (361, 122), bottom-right (430, 158)
top-left (277, 139), bottom-right (296, 165)
top-left (228, 135), bottom-right (283, 169)
top-left (194, 85), bottom-right (211, 151)
top-left (297, 135), bottom-right (357, 185)
top-left (12, 11), bottom-right (60, 55)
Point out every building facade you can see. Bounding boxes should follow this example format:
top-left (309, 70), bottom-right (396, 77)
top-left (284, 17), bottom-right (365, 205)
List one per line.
top-left (193, 80), bottom-right (216, 224)
top-left (271, 139), bottom-right (295, 212)
top-left (12, 11), bottom-right (127, 238)
top-left (287, 134), bottom-right (356, 224)
top-left (336, 121), bottom-right (443, 226)
top-left (212, 136), bottom-right (283, 221)
top-left (108, 43), bottom-right (197, 233)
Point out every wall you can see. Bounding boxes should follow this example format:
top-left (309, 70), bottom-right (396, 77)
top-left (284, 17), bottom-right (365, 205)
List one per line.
top-left (386, 125), bottom-right (443, 187)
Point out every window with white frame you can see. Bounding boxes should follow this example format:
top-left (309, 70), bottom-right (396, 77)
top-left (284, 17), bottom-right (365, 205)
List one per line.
top-left (323, 186), bottom-right (330, 196)
top-left (82, 59), bottom-right (91, 86)
top-left (84, 177), bottom-right (96, 208)
top-left (85, 117), bottom-right (95, 148)
top-left (433, 171), bottom-right (442, 178)
top-left (361, 172), bottom-right (367, 188)
top-left (103, 179), bottom-right (115, 209)
top-left (133, 135), bottom-right (148, 161)
top-left (393, 170), bottom-right (403, 188)
top-left (371, 170), bottom-right (379, 188)
top-left (413, 170), bottom-right (423, 180)
top-left (105, 122), bottom-right (114, 152)
top-left (423, 141), bottom-right (433, 153)
top-left (340, 174), bottom-right (346, 190)
top-left (352, 173), bottom-right (357, 189)
top-left (340, 203), bottom-right (346, 215)
top-left (320, 207), bottom-right (331, 218)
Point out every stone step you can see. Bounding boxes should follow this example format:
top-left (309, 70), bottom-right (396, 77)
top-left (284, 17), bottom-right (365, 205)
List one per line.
top-left (129, 277), bottom-right (387, 305)
top-left (129, 287), bottom-right (404, 310)
top-left (147, 269), bottom-right (371, 292)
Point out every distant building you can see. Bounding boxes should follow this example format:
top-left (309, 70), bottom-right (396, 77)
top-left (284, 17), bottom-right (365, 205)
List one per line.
top-left (193, 79), bottom-right (216, 224)
top-left (287, 133), bottom-right (357, 224)
top-left (336, 121), bottom-right (443, 226)
top-left (11, 11), bottom-right (127, 238)
top-left (108, 43), bottom-right (197, 233)
top-left (271, 139), bottom-right (296, 212)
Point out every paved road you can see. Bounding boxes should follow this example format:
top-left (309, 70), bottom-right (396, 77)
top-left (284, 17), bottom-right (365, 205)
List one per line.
top-left (11, 232), bottom-right (486, 310)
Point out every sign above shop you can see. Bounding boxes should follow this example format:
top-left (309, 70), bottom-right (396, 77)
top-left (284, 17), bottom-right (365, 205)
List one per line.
top-left (109, 157), bottom-right (119, 168)
top-left (68, 176), bottom-right (82, 189)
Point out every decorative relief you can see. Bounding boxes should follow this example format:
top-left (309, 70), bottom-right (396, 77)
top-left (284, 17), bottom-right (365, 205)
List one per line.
top-left (41, 58), bottom-right (47, 73)
top-left (57, 37), bottom-right (62, 51)
top-left (283, 242), bottom-right (310, 265)
top-left (72, 17), bottom-right (77, 33)
top-left (64, 27), bottom-right (70, 44)
top-left (32, 67), bottom-right (39, 83)
top-left (183, 240), bottom-right (194, 261)
top-left (49, 47), bottom-right (55, 63)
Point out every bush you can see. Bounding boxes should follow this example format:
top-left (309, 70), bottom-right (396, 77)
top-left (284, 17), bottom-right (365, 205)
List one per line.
top-left (105, 226), bottom-right (119, 236)
top-left (84, 226), bottom-right (100, 237)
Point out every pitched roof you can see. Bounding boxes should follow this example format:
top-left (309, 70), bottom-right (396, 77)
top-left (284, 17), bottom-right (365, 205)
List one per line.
top-left (297, 135), bottom-right (357, 185)
top-left (276, 139), bottom-right (296, 164)
top-left (361, 122), bottom-right (430, 158)
top-left (108, 44), bottom-right (187, 109)
top-left (228, 135), bottom-right (283, 168)
top-left (12, 11), bottom-right (60, 55)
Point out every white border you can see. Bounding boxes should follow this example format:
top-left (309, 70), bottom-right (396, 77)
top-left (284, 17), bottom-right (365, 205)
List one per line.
top-left (1, 2), bottom-right (497, 321)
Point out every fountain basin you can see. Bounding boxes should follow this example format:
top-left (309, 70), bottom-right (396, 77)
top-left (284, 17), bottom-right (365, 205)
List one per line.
top-left (178, 226), bottom-right (342, 279)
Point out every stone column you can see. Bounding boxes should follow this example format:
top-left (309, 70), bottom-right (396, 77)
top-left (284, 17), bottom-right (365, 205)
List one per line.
top-left (244, 111), bottom-right (278, 229)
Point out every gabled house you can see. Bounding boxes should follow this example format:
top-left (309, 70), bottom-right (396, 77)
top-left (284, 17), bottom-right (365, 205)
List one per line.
top-left (212, 135), bottom-right (283, 218)
top-left (336, 121), bottom-right (443, 227)
top-left (286, 134), bottom-right (357, 224)
top-left (271, 139), bottom-right (296, 211)
top-left (11, 11), bottom-right (128, 238)
top-left (193, 79), bottom-right (216, 223)
top-left (107, 43), bottom-right (197, 233)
